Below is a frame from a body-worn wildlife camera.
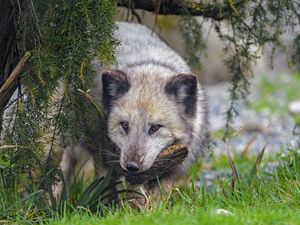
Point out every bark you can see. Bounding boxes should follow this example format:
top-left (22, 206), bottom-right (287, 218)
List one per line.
top-left (118, 0), bottom-right (232, 21)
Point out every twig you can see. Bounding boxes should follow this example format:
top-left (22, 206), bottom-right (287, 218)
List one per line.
top-left (77, 89), bottom-right (104, 118)
top-left (241, 135), bottom-right (257, 157)
top-left (152, 0), bottom-right (161, 33)
top-left (0, 145), bottom-right (28, 150)
top-left (29, 0), bottom-right (42, 39)
top-left (131, 8), bottom-right (142, 23)
top-left (0, 52), bottom-right (31, 104)
top-left (130, 1), bottom-right (142, 24)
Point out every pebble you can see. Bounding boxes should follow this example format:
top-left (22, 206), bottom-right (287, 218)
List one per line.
top-left (215, 208), bottom-right (234, 216)
top-left (289, 100), bottom-right (300, 114)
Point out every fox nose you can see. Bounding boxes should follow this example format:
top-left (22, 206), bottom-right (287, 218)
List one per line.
top-left (126, 162), bottom-right (140, 172)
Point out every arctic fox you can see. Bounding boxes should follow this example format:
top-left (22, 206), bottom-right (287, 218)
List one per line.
top-left (59, 22), bottom-right (209, 201)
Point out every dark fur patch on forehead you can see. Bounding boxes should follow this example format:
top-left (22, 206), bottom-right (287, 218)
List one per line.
top-left (165, 74), bottom-right (197, 116)
top-left (102, 70), bottom-right (130, 112)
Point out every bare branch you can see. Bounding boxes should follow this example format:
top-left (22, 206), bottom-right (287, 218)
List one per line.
top-left (0, 52), bottom-right (31, 110)
top-left (118, 0), bottom-right (239, 21)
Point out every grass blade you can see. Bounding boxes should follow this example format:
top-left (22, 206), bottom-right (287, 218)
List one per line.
top-left (248, 146), bottom-right (266, 182)
top-left (226, 143), bottom-right (239, 190)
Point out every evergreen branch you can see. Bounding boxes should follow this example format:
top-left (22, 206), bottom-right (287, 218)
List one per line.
top-left (48, 97), bottom-right (64, 158)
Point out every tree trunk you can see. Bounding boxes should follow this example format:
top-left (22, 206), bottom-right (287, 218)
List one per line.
top-left (0, 0), bottom-right (20, 112)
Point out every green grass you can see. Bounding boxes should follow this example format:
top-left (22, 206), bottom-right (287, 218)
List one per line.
top-left (1, 74), bottom-right (300, 224)
top-left (1, 145), bottom-right (299, 225)
top-left (47, 148), bottom-right (300, 225)
top-left (47, 206), bottom-right (300, 225)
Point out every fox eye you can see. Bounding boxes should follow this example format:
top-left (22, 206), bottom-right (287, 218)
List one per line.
top-left (120, 121), bottom-right (129, 134)
top-left (149, 124), bottom-right (162, 135)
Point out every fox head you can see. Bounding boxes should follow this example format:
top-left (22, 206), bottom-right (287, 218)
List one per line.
top-left (102, 69), bottom-right (198, 173)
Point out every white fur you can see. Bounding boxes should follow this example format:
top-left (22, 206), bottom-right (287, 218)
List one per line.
top-left (95, 22), bottom-right (208, 176)
top-left (60, 22), bottom-right (209, 197)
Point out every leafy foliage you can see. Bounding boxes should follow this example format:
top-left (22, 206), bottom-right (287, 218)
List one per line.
top-left (175, 0), bottom-right (300, 137)
top-left (1, 0), bottom-right (117, 196)
top-left (179, 16), bottom-right (206, 71)
top-left (0, 158), bottom-right (122, 224)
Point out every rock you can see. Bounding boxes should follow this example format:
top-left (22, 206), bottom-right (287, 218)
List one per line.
top-left (215, 208), bottom-right (234, 216)
top-left (289, 100), bottom-right (300, 114)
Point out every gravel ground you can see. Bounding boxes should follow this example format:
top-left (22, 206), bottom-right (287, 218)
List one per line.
top-left (198, 77), bottom-right (300, 188)
top-left (205, 79), bottom-right (300, 156)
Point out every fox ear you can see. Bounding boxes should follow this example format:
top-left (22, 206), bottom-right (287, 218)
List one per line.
top-left (165, 74), bottom-right (198, 115)
top-left (102, 70), bottom-right (130, 109)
